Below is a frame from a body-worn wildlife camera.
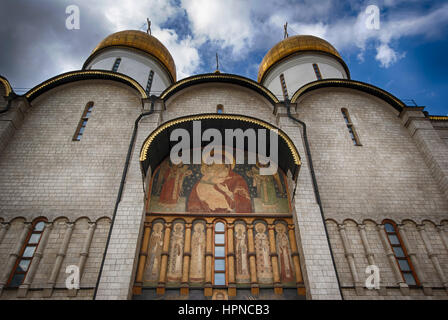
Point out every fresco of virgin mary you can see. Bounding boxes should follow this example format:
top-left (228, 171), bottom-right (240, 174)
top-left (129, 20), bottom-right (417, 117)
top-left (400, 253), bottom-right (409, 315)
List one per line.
top-left (187, 150), bottom-right (252, 213)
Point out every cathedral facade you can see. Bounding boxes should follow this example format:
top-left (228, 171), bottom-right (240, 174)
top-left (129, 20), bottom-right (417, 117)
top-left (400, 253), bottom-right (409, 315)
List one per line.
top-left (0, 30), bottom-right (447, 300)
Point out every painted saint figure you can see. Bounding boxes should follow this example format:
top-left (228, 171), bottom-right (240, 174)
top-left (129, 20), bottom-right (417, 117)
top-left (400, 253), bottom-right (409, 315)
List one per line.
top-left (189, 222), bottom-right (206, 283)
top-left (254, 222), bottom-right (273, 283)
top-left (143, 222), bottom-right (164, 283)
top-left (275, 224), bottom-right (295, 283)
top-left (188, 151), bottom-right (252, 213)
top-left (235, 223), bottom-right (250, 283)
top-left (247, 165), bottom-right (284, 208)
top-left (158, 161), bottom-right (192, 206)
top-left (167, 222), bottom-right (184, 282)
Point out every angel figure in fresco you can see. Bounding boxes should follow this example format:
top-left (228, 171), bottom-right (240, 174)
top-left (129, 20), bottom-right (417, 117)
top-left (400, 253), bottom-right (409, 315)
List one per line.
top-left (187, 151), bottom-right (252, 213)
top-left (247, 162), bottom-right (284, 208)
top-left (158, 160), bottom-right (192, 206)
top-left (275, 224), bottom-right (294, 283)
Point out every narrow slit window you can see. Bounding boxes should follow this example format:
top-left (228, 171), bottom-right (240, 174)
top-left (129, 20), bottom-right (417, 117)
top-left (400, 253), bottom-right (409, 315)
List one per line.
top-left (7, 220), bottom-right (46, 288)
top-left (217, 104), bottom-right (224, 114)
top-left (383, 221), bottom-right (419, 286)
top-left (112, 58), bottom-right (121, 72)
top-left (279, 73), bottom-right (289, 100)
top-left (312, 63), bottom-right (322, 80)
top-left (73, 102), bottom-right (94, 141)
top-left (213, 221), bottom-right (226, 286)
top-left (341, 108), bottom-right (361, 146)
top-left (146, 70), bottom-right (154, 95)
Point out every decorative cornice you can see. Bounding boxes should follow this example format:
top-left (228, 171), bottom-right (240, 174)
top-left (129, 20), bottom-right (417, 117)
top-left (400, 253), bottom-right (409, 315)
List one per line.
top-left (139, 113), bottom-right (301, 166)
top-left (25, 70), bottom-right (148, 101)
top-left (0, 75), bottom-right (12, 96)
top-left (429, 116), bottom-right (448, 121)
top-left (159, 73), bottom-right (279, 105)
top-left (290, 79), bottom-right (406, 112)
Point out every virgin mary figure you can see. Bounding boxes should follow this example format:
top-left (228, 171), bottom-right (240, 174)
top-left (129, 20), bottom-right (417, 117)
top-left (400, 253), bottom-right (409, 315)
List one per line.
top-left (187, 151), bottom-right (252, 213)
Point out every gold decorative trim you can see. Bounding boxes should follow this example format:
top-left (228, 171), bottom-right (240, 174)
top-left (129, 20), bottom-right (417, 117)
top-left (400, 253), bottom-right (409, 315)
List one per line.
top-left (429, 116), bottom-right (448, 121)
top-left (159, 73), bottom-right (280, 104)
top-left (25, 70), bottom-right (148, 100)
top-left (139, 114), bottom-right (301, 166)
top-left (290, 79), bottom-right (405, 109)
top-left (0, 76), bottom-right (12, 96)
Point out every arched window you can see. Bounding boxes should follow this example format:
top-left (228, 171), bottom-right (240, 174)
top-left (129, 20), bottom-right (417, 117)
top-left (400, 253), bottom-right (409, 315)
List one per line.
top-left (279, 73), bottom-right (289, 100)
top-left (112, 58), bottom-right (121, 72)
top-left (216, 104), bottom-right (224, 114)
top-left (383, 220), bottom-right (419, 286)
top-left (341, 108), bottom-right (362, 146)
top-left (213, 221), bottom-right (226, 286)
top-left (312, 63), bottom-right (322, 80)
top-left (8, 219), bottom-right (46, 287)
top-left (146, 70), bottom-right (154, 95)
top-left (73, 102), bottom-right (94, 141)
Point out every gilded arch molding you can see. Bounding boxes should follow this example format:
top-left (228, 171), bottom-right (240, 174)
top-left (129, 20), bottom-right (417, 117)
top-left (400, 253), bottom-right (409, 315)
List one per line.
top-left (139, 113), bottom-right (301, 178)
top-left (159, 73), bottom-right (280, 105)
top-left (25, 70), bottom-right (148, 102)
top-left (290, 79), bottom-right (406, 112)
top-left (0, 75), bottom-right (13, 96)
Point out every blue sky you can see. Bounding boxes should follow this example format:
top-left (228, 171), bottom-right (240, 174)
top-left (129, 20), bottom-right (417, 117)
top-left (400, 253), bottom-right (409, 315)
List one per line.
top-left (0, 0), bottom-right (447, 115)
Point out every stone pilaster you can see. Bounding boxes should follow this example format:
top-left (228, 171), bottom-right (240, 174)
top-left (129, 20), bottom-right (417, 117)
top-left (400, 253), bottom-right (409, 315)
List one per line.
top-left (44, 222), bottom-right (74, 298)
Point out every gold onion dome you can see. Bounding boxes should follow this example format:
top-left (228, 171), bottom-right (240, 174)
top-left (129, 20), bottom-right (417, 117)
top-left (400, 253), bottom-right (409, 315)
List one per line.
top-left (258, 35), bottom-right (343, 83)
top-left (88, 30), bottom-right (176, 82)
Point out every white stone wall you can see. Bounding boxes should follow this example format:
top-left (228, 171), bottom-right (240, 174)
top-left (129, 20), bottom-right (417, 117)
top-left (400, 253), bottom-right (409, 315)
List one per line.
top-left (432, 120), bottom-right (448, 147)
top-left (163, 83), bottom-right (276, 124)
top-left (0, 216), bottom-right (111, 300)
top-left (0, 80), bottom-right (144, 299)
top-left (295, 87), bottom-right (448, 299)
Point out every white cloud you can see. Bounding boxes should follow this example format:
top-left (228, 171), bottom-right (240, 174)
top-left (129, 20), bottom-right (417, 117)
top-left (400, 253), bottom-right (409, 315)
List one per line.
top-left (153, 28), bottom-right (200, 80)
top-left (375, 43), bottom-right (404, 68)
top-left (181, 0), bottom-right (253, 55)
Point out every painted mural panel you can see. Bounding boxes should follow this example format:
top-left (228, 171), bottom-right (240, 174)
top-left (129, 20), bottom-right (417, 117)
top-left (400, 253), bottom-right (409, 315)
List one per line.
top-left (189, 221), bottom-right (206, 283)
top-left (148, 153), bottom-right (290, 215)
top-left (167, 221), bottom-right (184, 283)
top-left (275, 223), bottom-right (295, 284)
top-left (234, 222), bottom-right (250, 283)
top-left (143, 221), bottom-right (164, 284)
top-left (254, 222), bottom-right (273, 284)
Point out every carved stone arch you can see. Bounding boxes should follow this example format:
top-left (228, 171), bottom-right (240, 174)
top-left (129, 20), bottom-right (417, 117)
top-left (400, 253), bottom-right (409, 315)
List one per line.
top-left (421, 219), bottom-right (438, 228)
top-left (342, 218), bottom-right (358, 226)
top-left (95, 216), bottom-right (112, 224)
top-left (361, 218), bottom-right (378, 226)
top-left (400, 219), bottom-right (418, 227)
top-left (74, 216), bottom-right (93, 224)
top-left (325, 218), bottom-right (339, 226)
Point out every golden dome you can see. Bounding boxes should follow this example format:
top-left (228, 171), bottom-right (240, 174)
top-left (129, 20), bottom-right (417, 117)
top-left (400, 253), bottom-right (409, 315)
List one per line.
top-left (258, 35), bottom-right (344, 83)
top-left (87, 30), bottom-right (176, 82)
